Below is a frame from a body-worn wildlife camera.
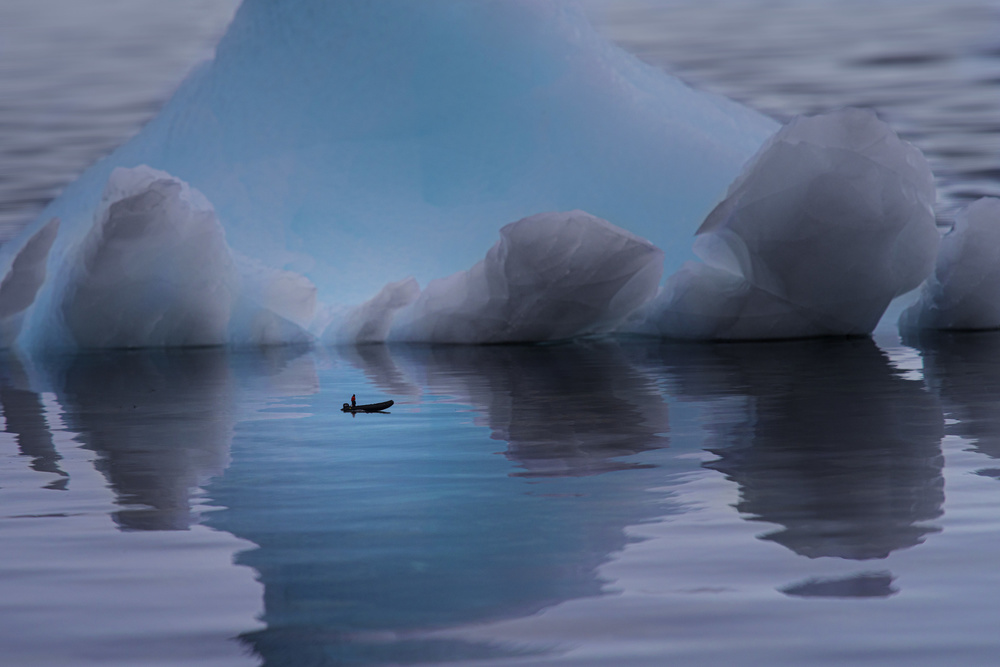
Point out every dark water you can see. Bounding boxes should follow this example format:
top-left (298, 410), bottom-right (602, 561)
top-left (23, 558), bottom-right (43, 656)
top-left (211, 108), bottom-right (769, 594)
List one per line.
top-left (4, 1), bottom-right (1000, 666)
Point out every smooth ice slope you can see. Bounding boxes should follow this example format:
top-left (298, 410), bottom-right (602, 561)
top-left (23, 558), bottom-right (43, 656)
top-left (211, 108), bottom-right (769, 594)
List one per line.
top-left (365, 211), bottom-right (664, 344)
top-left (629, 109), bottom-right (939, 340)
top-left (5, 0), bottom-right (776, 350)
top-left (900, 198), bottom-right (1000, 331)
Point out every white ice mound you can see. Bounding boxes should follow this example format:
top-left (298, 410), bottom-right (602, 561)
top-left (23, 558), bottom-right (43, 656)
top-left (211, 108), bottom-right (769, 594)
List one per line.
top-left (900, 198), bottom-right (1000, 331)
top-left (630, 108), bottom-right (939, 340)
top-left (46, 166), bottom-right (316, 349)
top-left (57, 166), bottom-right (239, 348)
top-left (22, 0), bottom-right (775, 328)
top-left (381, 211), bottom-right (664, 344)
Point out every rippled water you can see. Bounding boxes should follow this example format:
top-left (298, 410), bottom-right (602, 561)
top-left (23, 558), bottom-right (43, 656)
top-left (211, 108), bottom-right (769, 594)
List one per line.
top-left (4, 1), bottom-right (1000, 666)
top-left (5, 337), bottom-right (1000, 665)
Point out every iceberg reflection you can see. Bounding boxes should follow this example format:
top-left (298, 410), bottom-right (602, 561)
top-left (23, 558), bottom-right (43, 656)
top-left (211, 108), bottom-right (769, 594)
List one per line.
top-left (204, 342), bottom-right (679, 665)
top-left (48, 349), bottom-right (237, 530)
top-left (630, 337), bottom-right (945, 560)
top-left (910, 330), bottom-right (1000, 467)
top-left (780, 571), bottom-right (898, 599)
top-left (362, 342), bottom-right (670, 477)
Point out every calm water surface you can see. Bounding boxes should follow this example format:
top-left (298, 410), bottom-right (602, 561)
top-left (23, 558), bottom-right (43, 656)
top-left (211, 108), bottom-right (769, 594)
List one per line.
top-left (3, 1), bottom-right (1000, 666)
top-left (3, 338), bottom-right (1000, 665)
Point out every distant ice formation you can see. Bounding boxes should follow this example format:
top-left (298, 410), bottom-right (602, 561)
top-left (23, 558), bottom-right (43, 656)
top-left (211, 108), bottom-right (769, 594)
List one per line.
top-left (900, 197), bottom-right (1000, 332)
top-left (343, 211), bottom-right (663, 344)
top-left (627, 109), bottom-right (939, 340)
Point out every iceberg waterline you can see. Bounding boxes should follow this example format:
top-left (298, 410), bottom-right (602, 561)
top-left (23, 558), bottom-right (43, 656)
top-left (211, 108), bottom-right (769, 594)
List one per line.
top-left (0, 0), bottom-right (957, 348)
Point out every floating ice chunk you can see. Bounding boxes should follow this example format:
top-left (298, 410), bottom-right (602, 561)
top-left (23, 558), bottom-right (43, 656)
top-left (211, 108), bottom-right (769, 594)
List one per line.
top-left (0, 218), bottom-right (59, 347)
top-left (386, 211), bottom-right (664, 344)
top-left (58, 166), bottom-right (239, 348)
top-left (324, 277), bottom-right (420, 345)
top-left (631, 108), bottom-right (939, 340)
top-left (900, 198), bottom-right (1000, 331)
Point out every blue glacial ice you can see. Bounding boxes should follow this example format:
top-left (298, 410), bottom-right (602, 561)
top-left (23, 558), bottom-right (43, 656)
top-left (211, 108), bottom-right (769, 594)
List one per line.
top-left (2, 0), bottom-right (776, 350)
top-left (626, 109), bottom-right (940, 340)
top-left (0, 1), bottom-right (948, 348)
top-left (900, 197), bottom-right (1000, 332)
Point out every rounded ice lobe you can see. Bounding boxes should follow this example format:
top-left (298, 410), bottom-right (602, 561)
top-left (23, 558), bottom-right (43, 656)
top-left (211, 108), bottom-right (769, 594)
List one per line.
top-left (632, 108), bottom-right (939, 340)
top-left (57, 166), bottom-right (239, 348)
top-left (900, 198), bottom-right (1000, 332)
top-left (380, 211), bottom-right (664, 344)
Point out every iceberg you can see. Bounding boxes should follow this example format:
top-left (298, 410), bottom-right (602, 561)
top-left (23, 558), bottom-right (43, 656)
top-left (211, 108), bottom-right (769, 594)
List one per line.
top-left (900, 198), bottom-right (1000, 332)
top-left (628, 109), bottom-right (940, 340)
top-left (4, 0), bottom-right (776, 350)
top-left (1, 4), bottom-right (949, 349)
